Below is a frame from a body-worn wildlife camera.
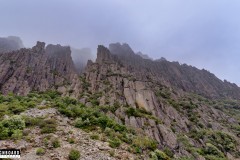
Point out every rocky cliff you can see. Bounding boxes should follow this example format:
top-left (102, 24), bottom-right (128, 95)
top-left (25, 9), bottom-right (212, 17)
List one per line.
top-left (80, 44), bottom-right (240, 159)
top-left (0, 42), bottom-right (80, 96)
top-left (1, 41), bottom-right (240, 159)
top-left (109, 43), bottom-right (240, 99)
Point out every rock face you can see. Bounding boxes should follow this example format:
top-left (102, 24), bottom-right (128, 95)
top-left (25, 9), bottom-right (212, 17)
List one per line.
top-left (0, 36), bottom-right (24, 53)
top-left (0, 42), bottom-right (80, 96)
top-left (83, 45), bottom-right (186, 150)
top-left (1, 41), bottom-right (240, 158)
top-left (82, 43), bottom-right (240, 158)
top-left (109, 43), bottom-right (240, 99)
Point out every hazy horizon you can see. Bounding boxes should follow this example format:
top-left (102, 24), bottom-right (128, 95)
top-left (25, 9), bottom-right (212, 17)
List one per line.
top-left (1, 0), bottom-right (240, 85)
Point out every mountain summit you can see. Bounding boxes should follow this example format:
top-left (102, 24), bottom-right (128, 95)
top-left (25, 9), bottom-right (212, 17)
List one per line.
top-left (0, 41), bottom-right (240, 159)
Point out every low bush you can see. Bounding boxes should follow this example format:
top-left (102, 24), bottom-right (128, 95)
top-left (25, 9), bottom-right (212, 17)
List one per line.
top-left (149, 149), bottom-right (170, 160)
top-left (24, 116), bottom-right (44, 127)
top-left (90, 134), bottom-right (99, 140)
top-left (163, 147), bottom-right (174, 158)
top-left (108, 137), bottom-right (121, 148)
top-left (36, 148), bottom-right (45, 156)
top-left (11, 129), bottom-right (23, 140)
top-left (0, 115), bottom-right (25, 140)
top-left (40, 119), bottom-right (57, 134)
top-left (206, 130), bottom-right (236, 153)
top-left (67, 137), bottom-right (75, 144)
top-left (132, 136), bottom-right (157, 151)
top-left (23, 116), bottom-right (57, 134)
top-left (201, 143), bottom-right (225, 159)
top-left (68, 149), bottom-right (80, 160)
top-left (52, 139), bottom-right (61, 148)
top-left (125, 107), bottom-right (141, 117)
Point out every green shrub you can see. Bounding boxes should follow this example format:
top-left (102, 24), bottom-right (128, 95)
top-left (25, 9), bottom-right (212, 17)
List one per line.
top-left (125, 107), bottom-right (141, 117)
top-left (40, 119), bottom-right (57, 134)
top-left (74, 118), bottom-right (84, 128)
top-left (109, 150), bottom-right (115, 157)
top-left (36, 148), bottom-right (45, 156)
top-left (67, 137), bottom-right (75, 144)
top-left (206, 131), bottom-right (236, 153)
top-left (0, 104), bottom-right (9, 119)
top-left (2, 115), bottom-right (25, 131)
top-left (43, 138), bottom-right (49, 146)
top-left (43, 90), bottom-right (61, 99)
top-left (52, 139), bottom-right (61, 148)
top-left (24, 116), bottom-right (44, 127)
top-left (90, 134), bottom-right (99, 140)
top-left (90, 99), bottom-right (99, 106)
top-left (97, 116), bottom-right (111, 129)
top-left (8, 102), bottom-right (25, 114)
top-left (189, 129), bottom-right (206, 140)
top-left (68, 149), bottom-right (80, 160)
top-left (59, 107), bottom-right (74, 117)
top-left (125, 107), bottom-right (161, 123)
top-left (0, 115), bottom-right (25, 139)
top-left (0, 126), bottom-right (9, 139)
top-left (24, 116), bottom-right (57, 133)
top-left (108, 137), bottom-right (121, 148)
top-left (150, 149), bottom-right (170, 160)
top-left (104, 127), bottom-right (114, 136)
top-left (11, 129), bottom-right (23, 140)
top-left (132, 136), bottom-right (157, 151)
top-left (41, 126), bottom-right (57, 134)
top-left (177, 135), bottom-right (193, 151)
top-left (168, 99), bottom-right (180, 111)
top-left (163, 147), bottom-right (174, 158)
top-left (204, 155), bottom-right (227, 160)
top-left (202, 143), bottom-right (225, 159)
top-left (112, 123), bottom-right (126, 132)
top-left (25, 101), bottom-right (36, 108)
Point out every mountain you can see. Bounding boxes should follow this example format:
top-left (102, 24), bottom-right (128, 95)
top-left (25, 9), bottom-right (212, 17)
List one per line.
top-left (1, 41), bottom-right (240, 160)
top-left (108, 43), bottom-right (240, 99)
top-left (0, 36), bottom-right (24, 53)
top-left (0, 42), bottom-right (80, 97)
top-left (83, 43), bottom-right (240, 159)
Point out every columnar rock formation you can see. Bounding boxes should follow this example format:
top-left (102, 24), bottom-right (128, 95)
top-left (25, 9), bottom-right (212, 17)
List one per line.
top-left (0, 42), bottom-right (80, 96)
top-left (1, 41), bottom-right (240, 158)
top-left (83, 44), bottom-right (240, 158)
top-left (109, 43), bottom-right (240, 99)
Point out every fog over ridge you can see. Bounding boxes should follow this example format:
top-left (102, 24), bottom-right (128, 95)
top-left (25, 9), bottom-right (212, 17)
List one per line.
top-left (1, 0), bottom-right (240, 85)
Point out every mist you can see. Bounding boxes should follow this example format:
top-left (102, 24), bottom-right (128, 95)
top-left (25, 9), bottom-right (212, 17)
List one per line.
top-left (1, 0), bottom-right (240, 84)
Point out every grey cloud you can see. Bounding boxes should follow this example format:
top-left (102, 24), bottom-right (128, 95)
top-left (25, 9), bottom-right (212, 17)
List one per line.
top-left (0, 0), bottom-right (240, 84)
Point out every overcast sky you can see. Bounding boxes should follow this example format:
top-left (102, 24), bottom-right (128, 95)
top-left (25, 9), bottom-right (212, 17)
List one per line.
top-left (1, 0), bottom-right (240, 85)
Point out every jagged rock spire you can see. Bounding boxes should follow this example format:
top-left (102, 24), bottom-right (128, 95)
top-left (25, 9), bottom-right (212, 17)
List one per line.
top-left (32, 41), bottom-right (45, 53)
top-left (96, 45), bottom-right (114, 63)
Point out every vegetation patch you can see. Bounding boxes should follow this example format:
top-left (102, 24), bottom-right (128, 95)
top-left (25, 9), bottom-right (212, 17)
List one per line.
top-left (52, 138), bottom-right (61, 148)
top-left (125, 107), bottom-right (162, 124)
top-left (24, 116), bottom-right (57, 134)
top-left (68, 149), bottom-right (80, 160)
top-left (36, 148), bottom-right (45, 156)
top-left (0, 115), bottom-right (25, 140)
top-left (149, 149), bottom-right (170, 160)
